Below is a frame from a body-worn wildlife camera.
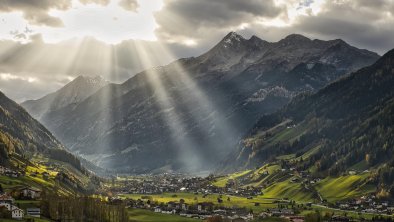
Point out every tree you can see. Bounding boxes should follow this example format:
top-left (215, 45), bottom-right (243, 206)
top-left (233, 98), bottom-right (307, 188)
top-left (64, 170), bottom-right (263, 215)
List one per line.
top-left (0, 206), bottom-right (11, 219)
top-left (366, 153), bottom-right (371, 165)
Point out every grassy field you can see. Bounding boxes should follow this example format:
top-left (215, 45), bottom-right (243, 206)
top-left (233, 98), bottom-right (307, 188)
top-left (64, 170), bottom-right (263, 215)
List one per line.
top-left (0, 217), bottom-right (52, 222)
top-left (247, 164), bottom-right (281, 187)
top-left (294, 144), bottom-right (321, 162)
top-left (276, 154), bottom-right (296, 160)
top-left (261, 179), bottom-right (315, 203)
top-left (267, 121), bottom-right (311, 145)
top-left (120, 192), bottom-right (279, 213)
top-left (315, 173), bottom-right (375, 202)
top-left (128, 209), bottom-right (200, 222)
top-left (1, 155), bottom-right (93, 197)
top-left (212, 170), bottom-right (252, 188)
top-left (253, 217), bottom-right (290, 222)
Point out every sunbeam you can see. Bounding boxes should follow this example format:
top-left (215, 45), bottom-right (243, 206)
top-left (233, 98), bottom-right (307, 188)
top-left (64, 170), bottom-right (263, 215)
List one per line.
top-left (133, 42), bottom-right (205, 172)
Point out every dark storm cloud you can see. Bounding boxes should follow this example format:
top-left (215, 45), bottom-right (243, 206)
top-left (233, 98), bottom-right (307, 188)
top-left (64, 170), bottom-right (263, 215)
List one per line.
top-left (1, 0), bottom-right (394, 102)
top-left (118, 0), bottom-right (139, 12)
top-left (154, 0), bottom-right (285, 41)
top-left (291, 0), bottom-right (394, 54)
top-left (152, 0), bottom-right (394, 54)
top-left (0, 0), bottom-right (72, 27)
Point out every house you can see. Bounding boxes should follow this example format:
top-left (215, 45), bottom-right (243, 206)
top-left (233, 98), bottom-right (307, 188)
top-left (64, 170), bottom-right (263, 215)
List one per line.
top-left (0, 201), bottom-right (11, 211)
top-left (154, 206), bottom-right (162, 213)
top-left (213, 209), bottom-right (227, 216)
top-left (11, 206), bottom-right (24, 220)
top-left (27, 208), bottom-right (41, 218)
top-left (198, 202), bottom-right (214, 212)
top-left (348, 171), bottom-right (357, 175)
top-left (0, 166), bottom-right (6, 174)
top-left (5, 170), bottom-right (19, 178)
top-left (20, 187), bottom-right (41, 199)
top-left (270, 208), bottom-right (281, 216)
top-left (281, 208), bottom-right (294, 215)
top-left (0, 194), bottom-right (14, 210)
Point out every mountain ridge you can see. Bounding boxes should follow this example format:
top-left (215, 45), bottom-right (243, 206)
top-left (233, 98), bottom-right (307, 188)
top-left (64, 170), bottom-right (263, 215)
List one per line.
top-left (21, 75), bottom-right (108, 120)
top-left (0, 91), bottom-right (65, 164)
top-left (226, 48), bottom-right (394, 180)
top-left (25, 32), bottom-right (380, 173)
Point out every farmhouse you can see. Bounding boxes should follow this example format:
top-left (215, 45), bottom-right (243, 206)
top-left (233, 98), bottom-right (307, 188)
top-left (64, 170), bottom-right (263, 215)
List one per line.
top-left (0, 194), bottom-right (14, 210)
top-left (11, 205), bottom-right (24, 220)
top-left (20, 187), bottom-right (41, 199)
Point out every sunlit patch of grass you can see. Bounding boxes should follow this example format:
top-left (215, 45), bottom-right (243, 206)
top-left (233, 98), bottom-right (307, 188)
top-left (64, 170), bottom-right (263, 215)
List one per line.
top-left (295, 144), bottom-right (321, 161)
top-left (261, 179), bottom-right (315, 203)
top-left (314, 173), bottom-right (375, 202)
top-left (276, 154), bottom-right (296, 160)
top-left (120, 192), bottom-right (278, 213)
top-left (212, 170), bottom-right (252, 187)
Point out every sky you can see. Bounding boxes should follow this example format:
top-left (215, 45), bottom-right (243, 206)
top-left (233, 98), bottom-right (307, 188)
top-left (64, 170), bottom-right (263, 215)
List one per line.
top-left (0, 0), bottom-right (394, 102)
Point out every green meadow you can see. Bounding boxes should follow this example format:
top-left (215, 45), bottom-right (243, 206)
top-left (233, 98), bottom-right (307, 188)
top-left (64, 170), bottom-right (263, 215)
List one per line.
top-left (128, 209), bottom-right (200, 222)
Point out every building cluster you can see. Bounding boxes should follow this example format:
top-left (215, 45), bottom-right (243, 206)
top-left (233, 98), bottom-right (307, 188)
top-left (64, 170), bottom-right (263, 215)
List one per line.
top-left (110, 173), bottom-right (263, 199)
top-left (118, 197), bottom-right (255, 221)
top-left (0, 192), bottom-right (41, 220)
top-left (107, 173), bottom-right (212, 194)
top-left (0, 165), bottom-right (22, 178)
top-left (337, 195), bottom-right (394, 215)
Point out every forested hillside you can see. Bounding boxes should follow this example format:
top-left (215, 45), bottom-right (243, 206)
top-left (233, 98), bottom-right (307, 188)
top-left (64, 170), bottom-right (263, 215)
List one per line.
top-left (230, 49), bottom-right (394, 196)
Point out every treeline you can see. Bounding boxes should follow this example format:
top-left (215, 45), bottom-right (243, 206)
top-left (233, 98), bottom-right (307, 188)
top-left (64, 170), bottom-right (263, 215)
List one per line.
top-left (46, 149), bottom-right (104, 192)
top-left (41, 190), bottom-right (129, 222)
top-left (47, 149), bottom-right (84, 172)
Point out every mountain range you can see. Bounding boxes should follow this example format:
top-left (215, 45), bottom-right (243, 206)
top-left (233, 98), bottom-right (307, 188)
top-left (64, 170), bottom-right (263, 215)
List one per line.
top-left (227, 48), bottom-right (394, 191)
top-left (20, 32), bottom-right (380, 173)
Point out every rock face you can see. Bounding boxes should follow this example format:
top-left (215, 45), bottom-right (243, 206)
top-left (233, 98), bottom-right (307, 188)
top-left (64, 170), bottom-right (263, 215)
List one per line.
top-left (21, 75), bottom-right (108, 120)
top-left (25, 32), bottom-right (380, 173)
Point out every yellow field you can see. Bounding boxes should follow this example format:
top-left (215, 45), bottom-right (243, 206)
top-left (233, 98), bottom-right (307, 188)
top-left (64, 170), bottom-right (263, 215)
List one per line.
top-left (120, 192), bottom-right (279, 212)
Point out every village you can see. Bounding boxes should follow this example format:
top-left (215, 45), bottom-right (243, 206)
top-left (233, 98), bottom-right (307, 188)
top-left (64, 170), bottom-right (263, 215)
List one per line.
top-left (2, 163), bottom-right (394, 221)
top-left (0, 165), bottom-right (49, 220)
top-left (103, 170), bottom-right (394, 222)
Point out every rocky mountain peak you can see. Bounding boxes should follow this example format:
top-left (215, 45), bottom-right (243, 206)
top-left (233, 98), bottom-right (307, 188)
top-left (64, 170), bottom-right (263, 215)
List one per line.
top-left (21, 75), bottom-right (109, 120)
top-left (217, 31), bottom-right (247, 49)
top-left (223, 31), bottom-right (245, 41)
top-left (248, 35), bottom-right (269, 47)
top-left (280, 34), bottom-right (311, 45)
top-left (72, 75), bottom-right (107, 86)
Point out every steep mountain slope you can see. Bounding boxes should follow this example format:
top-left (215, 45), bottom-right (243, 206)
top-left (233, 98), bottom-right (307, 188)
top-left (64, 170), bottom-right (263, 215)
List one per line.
top-left (21, 75), bottom-right (108, 120)
top-left (230, 49), bottom-right (394, 185)
top-left (37, 32), bottom-right (379, 173)
top-left (0, 91), bottom-right (87, 171)
top-left (0, 91), bottom-right (99, 194)
top-left (0, 91), bottom-right (64, 162)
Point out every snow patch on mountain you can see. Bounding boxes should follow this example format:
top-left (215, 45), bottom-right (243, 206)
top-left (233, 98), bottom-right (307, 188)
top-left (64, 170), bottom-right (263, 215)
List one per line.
top-left (245, 86), bottom-right (297, 103)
